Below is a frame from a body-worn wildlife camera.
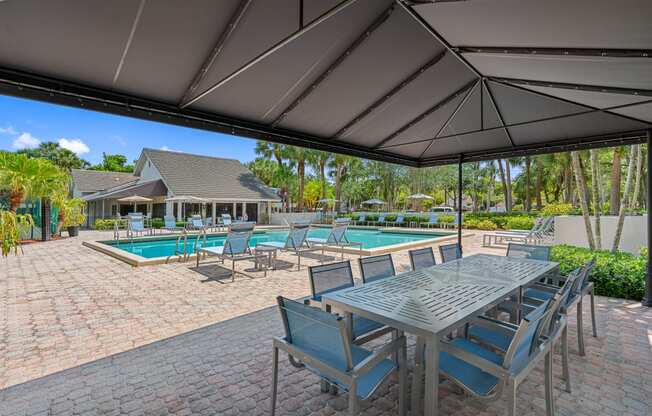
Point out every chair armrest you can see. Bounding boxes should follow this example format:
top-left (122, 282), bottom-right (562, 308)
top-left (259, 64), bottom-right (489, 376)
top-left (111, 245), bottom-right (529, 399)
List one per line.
top-left (531, 282), bottom-right (560, 293)
top-left (472, 315), bottom-right (519, 335)
top-left (440, 340), bottom-right (510, 378)
top-left (500, 300), bottom-right (539, 314)
top-left (352, 335), bottom-right (405, 374)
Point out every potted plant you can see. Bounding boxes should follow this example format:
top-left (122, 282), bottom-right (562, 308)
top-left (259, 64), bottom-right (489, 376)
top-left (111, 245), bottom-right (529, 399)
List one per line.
top-left (61, 198), bottom-right (86, 237)
top-left (0, 210), bottom-right (33, 256)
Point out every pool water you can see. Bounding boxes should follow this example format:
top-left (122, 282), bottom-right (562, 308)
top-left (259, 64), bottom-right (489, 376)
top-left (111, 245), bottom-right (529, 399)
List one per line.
top-left (108, 228), bottom-right (446, 258)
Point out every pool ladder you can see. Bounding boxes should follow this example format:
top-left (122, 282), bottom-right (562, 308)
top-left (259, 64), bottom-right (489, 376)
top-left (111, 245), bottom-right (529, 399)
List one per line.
top-left (173, 229), bottom-right (207, 262)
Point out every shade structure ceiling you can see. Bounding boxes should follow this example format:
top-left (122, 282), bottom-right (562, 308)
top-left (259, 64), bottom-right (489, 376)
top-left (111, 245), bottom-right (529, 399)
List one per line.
top-left (0, 0), bottom-right (651, 166)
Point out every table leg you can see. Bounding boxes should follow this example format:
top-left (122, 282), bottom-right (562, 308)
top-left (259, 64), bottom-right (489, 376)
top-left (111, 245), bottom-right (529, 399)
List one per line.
top-left (424, 335), bottom-right (439, 416)
top-left (411, 337), bottom-right (426, 416)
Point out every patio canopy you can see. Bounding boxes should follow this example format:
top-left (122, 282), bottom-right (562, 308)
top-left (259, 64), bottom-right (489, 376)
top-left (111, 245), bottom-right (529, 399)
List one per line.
top-left (0, 0), bottom-right (650, 167)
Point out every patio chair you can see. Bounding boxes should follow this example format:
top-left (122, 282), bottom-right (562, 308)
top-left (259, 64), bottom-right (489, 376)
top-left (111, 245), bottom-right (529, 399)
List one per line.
top-left (370, 213), bottom-right (388, 227)
top-left (196, 222), bottom-right (256, 281)
top-left (186, 214), bottom-right (206, 231)
top-left (257, 222), bottom-right (317, 270)
top-left (353, 213), bottom-right (366, 226)
top-left (387, 214), bottom-right (405, 227)
top-left (306, 261), bottom-right (392, 345)
top-left (126, 215), bottom-right (150, 238)
top-left (506, 243), bottom-right (551, 261)
top-left (306, 220), bottom-right (363, 260)
top-left (408, 247), bottom-right (436, 271)
top-left (221, 213), bottom-right (232, 228)
top-left (435, 295), bottom-right (562, 416)
top-left (420, 212), bottom-right (439, 228)
top-left (358, 254), bottom-right (395, 283)
top-left (163, 215), bottom-right (183, 233)
top-left (521, 257), bottom-right (597, 356)
top-left (483, 217), bottom-right (553, 247)
top-left (271, 296), bottom-right (407, 416)
top-left (438, 242), bottom-right (461, 263)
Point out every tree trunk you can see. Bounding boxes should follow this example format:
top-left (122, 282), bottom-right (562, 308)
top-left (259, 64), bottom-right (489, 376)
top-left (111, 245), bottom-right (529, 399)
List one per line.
top-left (571, 152), bottom-right (596, 250)
top-left (525, 156), bottom-right (531, 212)
top-left (589, 149), bottom-right (602, 250)
top-left (630, 144), bottom-right (643, 209)
top-left (612, 146), bottom-right (636, 252)
top-left (610, 148), bottom-right (621, 215)
top-left (535, 157), bottom-right (543, 210)
top-left (297, 160), bottom-right (305, 211)
top-left (9, 191), bottom-right (23, 212)
top-left (496, 160), bottom-right (508, 212)
top-left (319, 160), bottom-right (326, 198)
top-left (563, 164), bottom-right (573, 204)
top-left (41, 197), bottom-right (52, 242)
top-left (505, 161), bottom-right (512, 212)
top-left (334, 167), bottom-right (343, 212)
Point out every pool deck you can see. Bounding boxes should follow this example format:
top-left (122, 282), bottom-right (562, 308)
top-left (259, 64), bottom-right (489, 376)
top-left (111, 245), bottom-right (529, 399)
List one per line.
top-left (82, 226), bottom-right (467, 266)
top-left (1, 229), bottom-right (651, 415)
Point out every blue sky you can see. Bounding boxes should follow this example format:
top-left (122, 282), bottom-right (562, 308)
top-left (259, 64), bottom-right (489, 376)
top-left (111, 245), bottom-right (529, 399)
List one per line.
top-left (0, 95), bottom-right (258, 165)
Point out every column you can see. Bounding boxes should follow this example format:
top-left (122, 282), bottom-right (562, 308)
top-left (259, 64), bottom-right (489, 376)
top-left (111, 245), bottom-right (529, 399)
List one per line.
top-left (166, 201), bottom-right (173, 218)
top-left (242, 202), bottom-right (247, 221)
top-left (212, 202), bottom-right (216, 222)
top-left (232, 202), bottom-right (237, 219)
top-left (176, 202), bottom-right (182, 221)
top-left (267, 202), bottom-right (272, 225)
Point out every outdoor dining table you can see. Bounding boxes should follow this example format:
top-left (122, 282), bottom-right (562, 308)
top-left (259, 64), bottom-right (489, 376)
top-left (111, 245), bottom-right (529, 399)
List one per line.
top-left (321, 253), bottom-right (559, 416)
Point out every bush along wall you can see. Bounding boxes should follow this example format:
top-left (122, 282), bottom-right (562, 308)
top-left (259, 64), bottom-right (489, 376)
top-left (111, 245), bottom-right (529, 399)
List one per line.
top-left (550, 245), bottom-right (646, 301)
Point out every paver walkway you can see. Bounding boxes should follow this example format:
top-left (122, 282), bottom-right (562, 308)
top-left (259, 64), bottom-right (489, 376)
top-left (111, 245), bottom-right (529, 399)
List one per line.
top-left (1, 230), bottom-right (650, 415)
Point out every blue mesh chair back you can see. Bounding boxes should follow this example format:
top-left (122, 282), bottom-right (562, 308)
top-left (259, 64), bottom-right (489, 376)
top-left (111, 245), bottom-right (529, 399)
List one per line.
top-left (408, 247), bottom-right (436, 271)
top-left (358, 254), bottom-right (395, 283)
top-left (221, 214), bottom-right (232, 226)
top-left (506, 243), bottom-right (551, 261)
top-left (308, 261), bottom-right (354, 302)
top-left (569, 257), bottom-right (596, 298)
top-left (191, 215), bottom-right (204, 228)
top-left (164, 215), bottom-right (176, 228)
top-left (395, 214), bottom-right (404, 224)
top-left (129, 217), bottom-right (145, 232)
top-left (504, 298), bottom-right (554, 373)
top-left (286, 224), bottom-right (310, 249)
top-left (357, 214), bottom-right (365, 222)
top-left (223, 231), bottom-right (251, 255)
top-left (377, 213), bottom-right (386, 223)
top-left (277, 296), bottom-right (350, 371)
top-left (327, 223), bottom-right (349, 244)
top-left (439, 243), bottom-right (461, 263)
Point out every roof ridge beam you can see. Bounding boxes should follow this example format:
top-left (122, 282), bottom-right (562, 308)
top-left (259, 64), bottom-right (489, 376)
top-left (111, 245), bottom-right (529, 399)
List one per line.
top-left (179, 0), bottom-right (253, 107)
top-left (418, 79), bottom-right (479, 158)
top-left (334, 50), bottom-right (446, 138)
top-left (490, 76), bottom-right (652, 98)
top-left (270, 4), bottom-right (395, 128)
top-left (482, 78), bottom-right (515, 147)
top-left (180, 0), bottom-right (360, 109)
top-left (372, 78), bottom-right (476, 149)
top-left (459, 46), bottom-right (652, 59)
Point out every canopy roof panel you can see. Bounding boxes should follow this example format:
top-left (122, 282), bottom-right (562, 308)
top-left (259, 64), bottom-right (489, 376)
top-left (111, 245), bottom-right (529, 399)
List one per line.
top-left (0, 0), bottom-right (650, 167)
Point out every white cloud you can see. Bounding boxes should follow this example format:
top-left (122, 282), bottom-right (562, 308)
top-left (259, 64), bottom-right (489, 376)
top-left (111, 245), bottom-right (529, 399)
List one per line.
top-left (12, 132), bottom-right (41, 149)
top-left (160, 146), bottom-right (181, 152)
top-left (58, 138), bottom-right (90, 155)
top-left (0, 125), bottom-right (18, 135)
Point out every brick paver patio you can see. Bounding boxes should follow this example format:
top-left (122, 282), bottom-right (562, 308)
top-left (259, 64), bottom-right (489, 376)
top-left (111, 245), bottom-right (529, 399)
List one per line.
top-left (1, 230), bottom-right (650, 415)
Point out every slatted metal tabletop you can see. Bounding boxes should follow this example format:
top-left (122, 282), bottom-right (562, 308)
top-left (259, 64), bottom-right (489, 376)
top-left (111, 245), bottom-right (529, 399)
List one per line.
top-left (322, 253), bottom-right (559, 416)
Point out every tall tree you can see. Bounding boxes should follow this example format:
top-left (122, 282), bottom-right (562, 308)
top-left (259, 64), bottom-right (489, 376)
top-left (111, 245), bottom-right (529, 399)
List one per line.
top-left (524, 156), bottom-right (531, 212)
top-left (254, 141), bottom-right (285, 167)
top-left (496, 159), bottom-right (511, 212)
top-left (609, 148), bottom-right (621, 215)
top-left (589, 149), bottom-right (602, 249)
top-left (612, 145), bottom-right (636, 252)
top-left (17, 141), bottom-right (89, 172)
top-left (308, 151), bottom-right (330, 199)
top-left (286, 146), bottom-right (310, 211)
top-left (571, 151), bottom-right (596, 250)
top-left (329, 154), bottom-right (351, 212)
top-left (90, 153), bottom-right (134, 172)
top-left (630, 144), bottom-right (643, 209)
top-left (535, 156), bottom-right (544, 210)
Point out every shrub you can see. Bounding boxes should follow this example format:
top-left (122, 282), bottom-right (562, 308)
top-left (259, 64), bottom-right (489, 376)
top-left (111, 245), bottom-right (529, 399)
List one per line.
top-left (550, 245), bottom-right (646, 301)
top-left (540, 203), bottom-right (574, 217)
top-left (439, 214), bottom-right (454, 224)
top-left (475, 219), bottom-right (497, 230)
top-left (93, 219), bottom-right (126, 230)
top-left (505, 217), bottom-right (534, 231)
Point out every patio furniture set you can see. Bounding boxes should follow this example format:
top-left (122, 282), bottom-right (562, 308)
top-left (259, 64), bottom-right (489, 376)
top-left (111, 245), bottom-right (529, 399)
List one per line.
top-left (271, 242), bottom-right (597, 416)
top-left (483, 216), bottom-right (555, 247)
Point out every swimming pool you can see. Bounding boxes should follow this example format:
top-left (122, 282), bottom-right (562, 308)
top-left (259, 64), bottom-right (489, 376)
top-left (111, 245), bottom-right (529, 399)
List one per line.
top-left (95, 227), bottom-right (453, 262)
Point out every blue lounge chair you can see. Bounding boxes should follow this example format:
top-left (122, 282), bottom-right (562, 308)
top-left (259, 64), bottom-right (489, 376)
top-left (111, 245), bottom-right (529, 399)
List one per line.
top-left (126, 214), bottom-right (150, 238)
top-left (271, 296), bottom-right (407, 416)
top-left (358, 254), bottom-right (395, 283)
top-left (196, 222), bottom-right (255, 281)
top-left (388, 214), bottom-right (405, 227)
top-left (421, 212), bottom-right (439, 228)
top-left (306, 220), bottom-right (362, 259)
top-left (353, 213), bottom-right (366, 226)
top-left (438, 242), bottom-right (461, 263)
top-left (187, 214), bottom-right (206, 231)
top-left (372, 213), bottom-right (388, 227)
top-left (257, 222), bottom-right (317, 270)
top-left (163, 215), bottom-right (183, 233)
top-left (408, 247), bottom-right (436, 271)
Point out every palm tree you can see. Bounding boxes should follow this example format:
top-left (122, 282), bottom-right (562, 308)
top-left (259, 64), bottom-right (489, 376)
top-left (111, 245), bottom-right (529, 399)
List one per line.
top-left (285, 146), bottom-right (311, 211)
top-left (0, 153), bottom-right (65, 211)
top-left (609, 147), bottom-right (622, 215)
top-left (308, 151), bottom-right (331, 199)
top-left (613, 145), bottom-right (637, 251)
top-left (535, 156), bottom-right (544, 210)
top-left (571, 151), bottom-right (596, 250)
top-left (254, 140), bottom-right (285, 167)
top-left (330, 154), bottom-right (355, 212)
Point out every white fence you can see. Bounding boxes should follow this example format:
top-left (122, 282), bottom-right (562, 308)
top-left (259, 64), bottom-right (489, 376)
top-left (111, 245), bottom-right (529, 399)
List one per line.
top-left (554, 215), bottom-right (647, 254)
top-left (270, 212), bottom-right (321, 225)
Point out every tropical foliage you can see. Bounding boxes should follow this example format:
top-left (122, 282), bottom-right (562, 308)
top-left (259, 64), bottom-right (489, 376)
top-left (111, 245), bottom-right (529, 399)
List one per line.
top-left (0, 211), bottom-right (33, 257)
top-left (17, 141), bottom-right (89, 172)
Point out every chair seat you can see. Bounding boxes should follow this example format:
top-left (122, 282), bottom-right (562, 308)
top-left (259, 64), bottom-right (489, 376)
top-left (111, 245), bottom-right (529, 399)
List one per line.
top-left (439, 338), bottom-right (502, 397)
top-left (468, 325), bottom-right (512, 352)
top-left (306, 237), bottom-right (328, 244)
top-left (352, 315), bottom-right (385, 338)
top-left (258, 241), bottom-right (286, 249)
top-left (201, 246), bottom-right (225, 255)
top-left (305, 343), bottom-right (396, 399)
top-left (524, 287), bottom-right (555, 301)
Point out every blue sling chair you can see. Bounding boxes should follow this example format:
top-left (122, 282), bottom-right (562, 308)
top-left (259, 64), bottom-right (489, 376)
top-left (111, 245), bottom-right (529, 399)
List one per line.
top-left (421, 212), bottom-right (439, 228)
top-left (353, 213), bottom-right (366, 226)
top-left (257, 222), bottom-right (317, 270)
top-left (408, 247), bottom-right (437, 271)
top-left (196, 222), bottom-right (255, 281)
top-left (306, 220), bottom-right (363, 260)
top-left (271, 296), bottom-right (407, 416)
top-left (358, 254), bottom-right (396, 283)
top-left (126, 214), bottom-right (150, 238)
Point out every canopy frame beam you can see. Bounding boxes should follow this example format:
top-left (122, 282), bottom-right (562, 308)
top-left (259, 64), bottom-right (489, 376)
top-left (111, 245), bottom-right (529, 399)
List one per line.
top-left (491, 77), bottom-right (652, 98)
top-left (459, 46), bottom-right (652, 59)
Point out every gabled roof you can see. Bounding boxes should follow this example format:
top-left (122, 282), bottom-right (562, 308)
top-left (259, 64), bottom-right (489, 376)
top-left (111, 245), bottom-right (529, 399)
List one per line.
top-left (71, 169), bottom-right (137, 193)
top-left (0, 1), bottom-right (650, 166)
top-left (137, 148), bottom-right (279, 201)
top-left (83, 178), bottom-right (167, 201)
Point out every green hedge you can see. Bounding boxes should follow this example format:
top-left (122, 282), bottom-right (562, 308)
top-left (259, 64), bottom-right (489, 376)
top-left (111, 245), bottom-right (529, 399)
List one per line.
top-left (93, 219), bottom-right (126, 230)
top-left (550, 245), bottom-right (646, 301)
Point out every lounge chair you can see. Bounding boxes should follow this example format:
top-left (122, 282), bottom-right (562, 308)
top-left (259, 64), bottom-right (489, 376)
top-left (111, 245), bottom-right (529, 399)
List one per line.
top-left (483, 217), bottom-right (553, 247)
top-left (306, 220), bottom-right (362, 259)
top-left (370, 213), bottom-right (387, 227)
top-left (257, 222), bottom-right (317, 270)
top-left (271, 296), bottom-right (407, 416)
top-left (163, 215), bottom-right (183, 233)
top-left (196, 222), bottom-right (256, 281)
top-left (126, 214), bottom-right (151, 238)
top-left (408, 247), bottom-right (436, 270)
top-left (187, 214), bottom-right (207, 231)
top-left (438, 242), bottom-right (461, 263)
top-left (388, 214), bottom-right (405, 227)
top-left (420, 212), bottom-right (439, 228)
top-left (441, 212), bottom-right (462, 229)
top-left (358, 254), bottom-right (395, 283)
top-left (353, 213), bottom-right (367, 226)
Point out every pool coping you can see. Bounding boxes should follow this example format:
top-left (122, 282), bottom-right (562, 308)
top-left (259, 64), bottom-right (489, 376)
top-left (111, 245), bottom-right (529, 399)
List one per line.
top-left (82, 227), bottom-right (474, 267)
